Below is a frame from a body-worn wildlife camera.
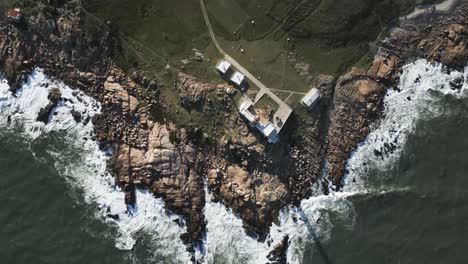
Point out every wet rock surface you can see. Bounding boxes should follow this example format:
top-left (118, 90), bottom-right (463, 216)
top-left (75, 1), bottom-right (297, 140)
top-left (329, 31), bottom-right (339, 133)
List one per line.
top-left (0, 0), bottom-right (466, 258)
top-left (37, 86), bottom-right (61, 123)
top-left (266, 235), bottom-right (289, 264)
top-left (325, 4), bottom-right (467, 188)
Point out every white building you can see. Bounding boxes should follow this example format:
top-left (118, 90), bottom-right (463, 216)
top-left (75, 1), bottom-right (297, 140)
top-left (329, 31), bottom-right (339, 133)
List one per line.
top-left (256, 122), bottom-right (279, 143)
top-left (216, 60), bottom-right (231, 74)
top-left (231, 71), bottom-right (245, 87)
top-left (301, 88), bottom-right (320, 109)
top-left (239, 99), bottom-right (279, 143)
top-left (239, 100), bottom-right (256, 123)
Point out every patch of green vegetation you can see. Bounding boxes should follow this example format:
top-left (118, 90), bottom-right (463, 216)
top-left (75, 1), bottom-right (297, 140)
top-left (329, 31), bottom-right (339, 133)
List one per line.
top-left (206, 0), bottom-right (250, 35)
top-left (81, 0), bottom-right (437, 143)
top-left (256, 94), bottom-right (279, 113)
top-left (202, 0), bottom-right (430, 106)
top-left (0, 0), bottom-right (16, 9)
top-left (83, 0), bottom-right (211, 73)
top-left (206, 0), bottom-right (277, 40)
top-left (218, 35), bottom-right (308, 94)
top-left (139, 66), bottom-right (234, 140)
top-left (234, 0), bottom-right (276, 38)
top-left (290, 0), bottom-right (419, 44)
top-left (294, 40), bottom-right (370, 75)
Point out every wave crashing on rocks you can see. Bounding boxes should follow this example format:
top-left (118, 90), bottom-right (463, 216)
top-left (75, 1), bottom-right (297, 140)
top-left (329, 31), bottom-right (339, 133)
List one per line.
top-left (202, 59), bottom-right (467, 264)
top-left (0, 60), bottom-right (466, 263)
top-left (0, 69), bottom-right (192, 263)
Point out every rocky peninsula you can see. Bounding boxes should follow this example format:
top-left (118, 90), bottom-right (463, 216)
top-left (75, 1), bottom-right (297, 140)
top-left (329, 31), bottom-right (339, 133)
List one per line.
top-left (0, 0), bottom-right (466, 261)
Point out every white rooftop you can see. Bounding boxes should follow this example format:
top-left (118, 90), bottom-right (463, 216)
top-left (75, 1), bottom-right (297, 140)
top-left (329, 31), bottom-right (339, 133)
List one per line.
top-left (257, 122), bottom-right (278, 143)
top-left (239, 98), bottom-right (279, 143)
top-left (301, 88), bottom-right (320, 109)
top-left (231, 71), bottom-right (245, 86)
top-left (239, 100), bottom-right (256, 123)
top-left (216, 60), bottom-right (231, 74)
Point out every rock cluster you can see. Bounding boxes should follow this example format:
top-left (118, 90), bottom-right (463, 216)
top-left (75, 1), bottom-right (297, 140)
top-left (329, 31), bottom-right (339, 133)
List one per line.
top-left (36, 86), bottom-right (61, 123)
top-left (0, 0), bottom-right (466, 258)
top-left (325, 5), bottom-right (468, 187)
top-left (177, 72), bottom-right (214, 109)
top-left (208, 165), bottom-right (289, 237)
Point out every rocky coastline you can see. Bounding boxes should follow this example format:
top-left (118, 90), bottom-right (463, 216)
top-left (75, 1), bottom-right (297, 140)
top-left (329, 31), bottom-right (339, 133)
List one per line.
top-left (0, 0), bottom-right (466, 262)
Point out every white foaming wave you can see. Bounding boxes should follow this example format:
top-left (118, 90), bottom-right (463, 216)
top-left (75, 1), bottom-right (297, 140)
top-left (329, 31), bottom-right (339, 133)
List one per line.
top-left (203, 60), bottom-right (467, 264)
top-left (202, 191), bottom-right (356, 264)
top-left (343, 59), bottom-right (467, 192)
top-left (204, 201), bottom-right (270, 264)
top-left (0, 69), bottom-right (191, 262)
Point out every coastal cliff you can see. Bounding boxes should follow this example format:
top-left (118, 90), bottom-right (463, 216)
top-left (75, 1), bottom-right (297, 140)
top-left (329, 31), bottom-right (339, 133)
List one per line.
top-left (0, 0), bottom-right (466, 260)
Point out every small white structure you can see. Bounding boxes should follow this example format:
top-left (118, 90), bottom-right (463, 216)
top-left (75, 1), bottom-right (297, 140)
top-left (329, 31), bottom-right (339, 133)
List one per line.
top-left (239, 100), bottom-right (257, 123)
top-left (231, 71), bottom-right (245, 86)
top-left (257, 122), bottom-right (278, 143)
top-left (216, 60), bottom-right (231, 74)
top-left (239, 99), bottom-right (279, 143)
top-left (301, 88), bottom-right (321, 109)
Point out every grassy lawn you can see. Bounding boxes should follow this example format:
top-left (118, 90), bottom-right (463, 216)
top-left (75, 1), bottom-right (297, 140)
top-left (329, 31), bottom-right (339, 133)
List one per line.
top-left (83, 0), bottom-right (210, 72)
top-left (80, 0), bottom-right (435, 139)
top-left (218, 35), bottom-right (308, 94)
top-left (0, 0), bottom-right (16, 9)
top-left (206, 0), bottom-right (278, 40)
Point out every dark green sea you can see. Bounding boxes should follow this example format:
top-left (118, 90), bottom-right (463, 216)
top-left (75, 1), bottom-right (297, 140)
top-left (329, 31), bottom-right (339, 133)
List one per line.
top-left (0, 61), bottom-right (466, 264)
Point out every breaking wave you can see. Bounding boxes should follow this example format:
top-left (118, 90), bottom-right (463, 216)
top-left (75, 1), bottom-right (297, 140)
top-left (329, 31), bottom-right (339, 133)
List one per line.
top-left (1, 59), bottom-right (466, 264)
top-left (343, 59), bottom-right (467, 192)
top-left (0, 69), bottom-right (191, 263)
top-left (202, 59), bottom-right (467, 263)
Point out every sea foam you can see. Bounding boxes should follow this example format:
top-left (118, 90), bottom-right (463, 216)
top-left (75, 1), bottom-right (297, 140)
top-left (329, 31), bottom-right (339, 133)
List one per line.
top-left (202, 59), bottom-right (467, 264)
top-left (0, 69), bottom-right (191, 262)
top-left (1, 59), bottom-right (466, 264)
top-left (343, 59), bottom-right (468, 192)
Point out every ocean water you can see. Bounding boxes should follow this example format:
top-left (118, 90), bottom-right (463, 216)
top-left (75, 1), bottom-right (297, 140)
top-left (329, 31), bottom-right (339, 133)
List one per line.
top-left (0, 60), bottom-right (466, 264)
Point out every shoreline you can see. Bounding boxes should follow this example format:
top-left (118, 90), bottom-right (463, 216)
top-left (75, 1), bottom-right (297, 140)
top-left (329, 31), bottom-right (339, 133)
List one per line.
top-left (0, 0), bottom-right (465, 262)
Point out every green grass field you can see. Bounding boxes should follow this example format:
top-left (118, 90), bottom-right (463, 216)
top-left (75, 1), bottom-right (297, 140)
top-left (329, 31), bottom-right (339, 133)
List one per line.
top-left (202, 0), bottom-right (431, 102)
top-left (80, 0), bottom-right (438, 140)
top-left (83, 0), bottom-right (211, 72)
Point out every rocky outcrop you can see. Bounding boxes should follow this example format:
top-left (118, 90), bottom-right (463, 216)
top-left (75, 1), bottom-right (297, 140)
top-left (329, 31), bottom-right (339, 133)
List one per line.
top-left (266, 235), bottom-right (289, 264)
top-left (326, 66), bottom-right (388, 186)
top-left (325, 4), bottom-right (467, 187)
top-left (177, 72), bottom-right (214, 109)
top-left (0, 0), bottom-right (466, 259)
top-left (0, 0), bottom-right (206, 248)
top-left (208, 165), bottom-right (289, 236)
top-left (36, 86), bottom-right (62, 123)
top-left (289, 74), bottom-right (335, 198)
top-left (115, 123), bottom-right (206, 244)
top-left (94, 68), bottom-right (207, 245)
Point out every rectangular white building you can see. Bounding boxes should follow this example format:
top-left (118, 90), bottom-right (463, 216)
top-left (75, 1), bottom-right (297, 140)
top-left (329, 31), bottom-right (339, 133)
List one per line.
top-left (231, 71), bottom-right (245, 86)
top-left (239, 100), bottom-right (256, 123)
top-left (301, 88), bottom-right (320, 109)
top-left (216, 60), bottom-right (231, 74)
top-left (239, 99), bottom-right (279, 143)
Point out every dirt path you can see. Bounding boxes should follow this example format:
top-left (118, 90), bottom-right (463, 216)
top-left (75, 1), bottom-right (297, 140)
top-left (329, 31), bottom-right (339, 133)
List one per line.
top-left (200, 0), bottom-right (293, 128)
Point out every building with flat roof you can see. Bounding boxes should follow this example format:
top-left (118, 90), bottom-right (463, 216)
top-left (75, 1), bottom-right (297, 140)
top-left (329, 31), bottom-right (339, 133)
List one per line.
top-left (216, 60), bottom-right (231, 74)
top-left (231, 71), bottom-right (245, 87)
top-left (239, 99), bottom-right (279, 143)
top-left (301, 88), bottom-right (320, 109)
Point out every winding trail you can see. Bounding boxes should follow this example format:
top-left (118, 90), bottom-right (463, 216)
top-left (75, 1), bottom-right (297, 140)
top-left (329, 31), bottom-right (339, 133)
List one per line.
top-left (200, 0), bottom-right (293, 128)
